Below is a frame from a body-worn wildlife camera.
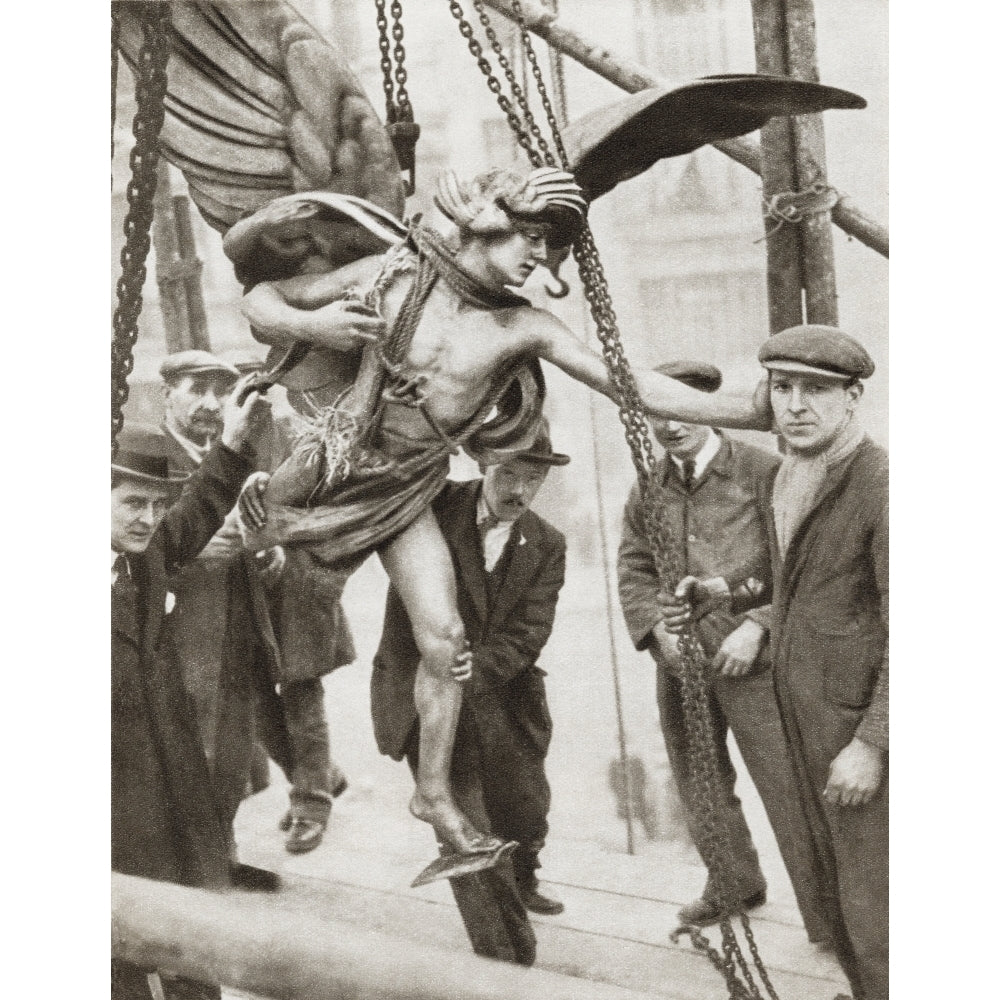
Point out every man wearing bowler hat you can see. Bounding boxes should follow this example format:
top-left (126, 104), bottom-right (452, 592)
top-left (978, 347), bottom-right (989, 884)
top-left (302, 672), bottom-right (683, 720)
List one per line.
top-left (111, 384), bottom-right (271, 1000)
top-left (661, 326), bottom-right (888, 1000)
top-left (371, 418), bottom-right (571, 965)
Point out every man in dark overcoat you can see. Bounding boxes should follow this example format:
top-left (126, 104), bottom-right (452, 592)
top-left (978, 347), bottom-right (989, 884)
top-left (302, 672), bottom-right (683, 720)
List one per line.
top-left (663, 325), bottom-right (888, 1000)
top-left (371, 419), bottom-right (570, 965)
top-left (617, 370), bottom-right (830, 940)
top-left (111, 386), bottom-right (271, 1000)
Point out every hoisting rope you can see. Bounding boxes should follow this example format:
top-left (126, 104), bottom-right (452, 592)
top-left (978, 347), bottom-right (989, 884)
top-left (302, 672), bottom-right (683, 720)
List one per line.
top-left (445, 2), bottom-right (780, 997)
top-left (111, 1), bottom-right (171, 458)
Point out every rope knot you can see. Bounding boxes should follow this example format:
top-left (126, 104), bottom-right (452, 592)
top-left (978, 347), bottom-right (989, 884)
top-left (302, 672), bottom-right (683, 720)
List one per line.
top-left (757, 182), bottom-right (840, 241)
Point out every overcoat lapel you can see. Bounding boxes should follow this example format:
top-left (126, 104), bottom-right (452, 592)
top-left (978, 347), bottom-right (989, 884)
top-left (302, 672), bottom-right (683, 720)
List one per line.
top-left (139, 549), bottom-right (165, 655)
top-left (447, 482), bottom-right (490, 624)
top-left (489, 515), bottom-right (542, 626)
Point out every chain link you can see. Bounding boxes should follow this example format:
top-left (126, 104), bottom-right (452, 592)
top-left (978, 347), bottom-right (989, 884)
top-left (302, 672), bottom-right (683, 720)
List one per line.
top-left (375, 0), bottom-right (412, 123)
top-left (374, 0), bottom-right (395, 122)
top-left (111, 15), bottom-right (120, 172)
top-left (390, 1), bottom-right (412, 117)
top-left (111, 2), bottom-right (171, 458)
top-left (444, 6), bottom-right (775, 993)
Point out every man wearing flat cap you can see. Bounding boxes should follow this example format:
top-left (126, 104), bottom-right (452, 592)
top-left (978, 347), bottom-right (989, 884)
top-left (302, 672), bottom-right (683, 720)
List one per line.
top-left (617, 362), bottom-right (830, 941)
top-left (111, 386), bottom-right (270, 1000)
top-left (371, 418), bottom-right (571, 965)
top-left (662, 325), bottom-right (888, 1000)
top-left (156, 350), bottom-right (286, 853)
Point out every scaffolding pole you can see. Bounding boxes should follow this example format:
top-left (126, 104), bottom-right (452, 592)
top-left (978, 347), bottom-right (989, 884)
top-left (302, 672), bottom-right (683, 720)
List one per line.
top-left (112, 873), bottom-right (658, 1000)
top-left (481, 0), bottom-right (888, 259)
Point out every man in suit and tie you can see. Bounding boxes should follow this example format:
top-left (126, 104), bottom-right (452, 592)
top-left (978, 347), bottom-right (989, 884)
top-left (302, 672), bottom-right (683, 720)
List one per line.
top-left (662, 326), bottom-right (888, 1000)
top-left (111, 384), bottom-right (271, 1000)
top-left (371, 418), bottom-right (570, 965)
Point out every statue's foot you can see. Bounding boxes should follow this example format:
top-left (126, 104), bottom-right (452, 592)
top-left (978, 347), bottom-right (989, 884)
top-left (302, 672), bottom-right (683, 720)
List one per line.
top-left (409, 792), bottom-right (504, 855)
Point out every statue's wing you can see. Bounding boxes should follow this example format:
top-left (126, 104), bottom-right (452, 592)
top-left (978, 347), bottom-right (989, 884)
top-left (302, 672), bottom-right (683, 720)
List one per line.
top-left (115, 1), bottom-right (405, 234)
top-left (564, 74), bottom-right (866, 202)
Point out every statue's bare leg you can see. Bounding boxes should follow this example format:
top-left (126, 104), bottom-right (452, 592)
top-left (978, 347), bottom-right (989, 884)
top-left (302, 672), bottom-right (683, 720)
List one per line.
top-left (380, 507), bottom-right (504, 855)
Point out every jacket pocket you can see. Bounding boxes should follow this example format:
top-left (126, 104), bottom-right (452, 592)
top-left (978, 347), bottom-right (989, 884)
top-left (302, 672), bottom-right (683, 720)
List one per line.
top-left (816, 626), bottom-right (884, 709)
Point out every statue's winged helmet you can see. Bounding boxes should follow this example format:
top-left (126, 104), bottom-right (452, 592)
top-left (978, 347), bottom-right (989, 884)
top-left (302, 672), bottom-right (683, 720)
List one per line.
top-left (434, 166), bottom-right (588, 249)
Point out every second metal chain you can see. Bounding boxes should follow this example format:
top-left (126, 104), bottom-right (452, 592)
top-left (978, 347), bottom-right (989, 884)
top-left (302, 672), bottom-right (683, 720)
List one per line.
top-left (111, 2), bottom-right (171, 458)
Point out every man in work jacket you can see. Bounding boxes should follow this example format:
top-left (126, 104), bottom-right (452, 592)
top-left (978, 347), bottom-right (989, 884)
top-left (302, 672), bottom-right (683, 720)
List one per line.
top-left (617, 364), bottom-right (830, 941)
top-left (662, 325), bottom-right (888, 1000)
top-left (371, 418), bottom-right (570, 965)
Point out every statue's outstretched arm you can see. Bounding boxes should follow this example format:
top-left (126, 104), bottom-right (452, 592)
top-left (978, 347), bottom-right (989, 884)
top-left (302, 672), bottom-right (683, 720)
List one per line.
top-left (533, 311), bottom-right (771, 431)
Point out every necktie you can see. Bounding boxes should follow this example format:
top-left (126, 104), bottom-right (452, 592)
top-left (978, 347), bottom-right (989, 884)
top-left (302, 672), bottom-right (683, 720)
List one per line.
top-left (682, 459), bottom-right (697, 491)
top-left (112, 554), bottom-right (138, 631)
top-left (478, 511), bottom-right (500, 542)
top-left (112, 553), bottom-right (131, 584)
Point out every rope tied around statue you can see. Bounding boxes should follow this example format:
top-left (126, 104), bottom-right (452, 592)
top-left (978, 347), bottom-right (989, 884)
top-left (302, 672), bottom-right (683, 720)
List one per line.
top-left (261, 216), bottom-right (547, 516)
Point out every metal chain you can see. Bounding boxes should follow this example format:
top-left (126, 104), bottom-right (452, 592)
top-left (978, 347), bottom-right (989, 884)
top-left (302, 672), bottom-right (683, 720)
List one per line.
top-left (542, 0), bottom-right (569, 128)
top-left (374, 0), bottom-right (396, 122)
top-left (111, 14), bottom-right (120, 172)
top-left (509, 0), bottom-right (569, 168)
top-left (443, 9), bottom-right (778, 991)
top-left (446, 0), bottom-right (541, 167)
top-left (469, 0), bottom-right (555, 167)
top-left (375, 0), bottom-right (412, 123)
top-left (111, 2), bottom-right (171, 458)
top-left (389, 1), bottom-right (412, 118)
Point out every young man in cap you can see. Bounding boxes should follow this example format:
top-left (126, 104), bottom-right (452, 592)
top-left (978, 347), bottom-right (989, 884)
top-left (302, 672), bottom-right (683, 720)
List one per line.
top-left (238, 164), bottom-right (772, 866)
top-left (370, 418), bottom-right (570, 964)
top-left (111, 386), bottom-right (271, 1000)
top-left (661, 325), bottom-right (888, 1000)
top-left (617, 363), bottom-right (831, 941)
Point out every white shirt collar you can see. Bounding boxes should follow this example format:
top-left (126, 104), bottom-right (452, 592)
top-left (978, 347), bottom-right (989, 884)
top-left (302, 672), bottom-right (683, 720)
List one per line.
top-left (164, 423), bottom-right (210, 465)
top-left (670, 429), bottom-right (721, 481)
top-left (476, 491), bottom-right (517, 572)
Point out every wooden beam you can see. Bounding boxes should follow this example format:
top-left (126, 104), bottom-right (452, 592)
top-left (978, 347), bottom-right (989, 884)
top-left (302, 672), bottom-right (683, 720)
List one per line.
top-left (785, 0), bottom-right (839, 326)
top-left (480, 0), bottom-right (888, 259)
top-left (751, 0), bottom-right (806, 333)
top-left (111, 873), bottom-right (662, 1000)
top-left (172, 193), bottom-right (211, 351)
top-left (152, 160), bottom-right (190, 354)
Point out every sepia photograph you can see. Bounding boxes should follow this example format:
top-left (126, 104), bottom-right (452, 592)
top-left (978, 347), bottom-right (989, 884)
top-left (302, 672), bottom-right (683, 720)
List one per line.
top-left (108, 1), bottom-right (892, 997)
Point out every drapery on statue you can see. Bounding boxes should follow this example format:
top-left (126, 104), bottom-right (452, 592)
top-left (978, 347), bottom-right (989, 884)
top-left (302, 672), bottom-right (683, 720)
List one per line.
top-left (116, 1), bottom-right (866, 880)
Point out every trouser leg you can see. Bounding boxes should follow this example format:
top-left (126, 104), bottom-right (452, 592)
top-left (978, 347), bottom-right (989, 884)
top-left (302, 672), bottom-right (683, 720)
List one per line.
top-left (655, 663), bottom-right (766, 902)
top-left (281, 678), bottom-right (346, 825)
top-left (158, 973), bottom-right (222, 1000)
top-left (405, 719), bottom-right (536, 967)
top-left (716, 670), bottom-right (834, 943)
top-left (479, 740), bottom-right (551, 890)
top-left (823, 780), bottom-right (890, 1000)
top-left (111, 960), bottom-right (156, 1000)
